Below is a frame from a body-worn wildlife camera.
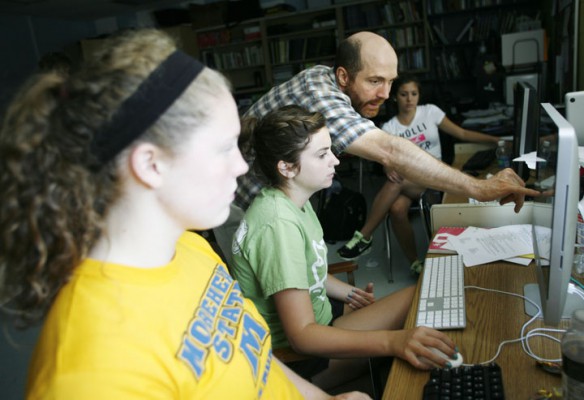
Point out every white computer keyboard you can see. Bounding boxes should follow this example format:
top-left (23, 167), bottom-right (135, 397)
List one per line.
top-left (416, 255), bottom-right (466, 330)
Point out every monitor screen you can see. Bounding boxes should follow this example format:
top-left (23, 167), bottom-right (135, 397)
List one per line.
top-left (527, 103), bottom-right (580, 326)
top-left (512, 81), bottom-right (539, 181)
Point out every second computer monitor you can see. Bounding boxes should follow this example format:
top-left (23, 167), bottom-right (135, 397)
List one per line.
top-left (512, 81), bottom-right (539, 181)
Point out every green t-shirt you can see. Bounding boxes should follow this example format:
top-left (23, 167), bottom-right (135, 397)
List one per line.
top-left (231, 187), bottom-right (332, 349)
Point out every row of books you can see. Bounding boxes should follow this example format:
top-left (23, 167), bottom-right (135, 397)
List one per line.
top-left (269, 36), bottom-right (336, 65)
top-left (266, 16), bottom-right (336, 36)
top-left (197, 25), bottom-right (261, 49)
top-left (429, 11), bottom-right (518, 45)
top-left (398, 48), bottom-right (426, 70)
top-left (344, 0), bottom-right (422, 30)
top-left (272, 65), bottom-right (295, 86)
top-left (426, 0), bottom-right (509, 15)
top-left (432, 49), bottom-right (468, 79)
top-left (202, 45), bottom-right (264, 70)
top-left (377, 25), bottom-right (425, 48)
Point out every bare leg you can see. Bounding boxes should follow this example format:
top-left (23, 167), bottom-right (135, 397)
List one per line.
top-left (389, 182), bottom-right (426, 264)
top-left (360, 180), bottom-right (403, 239)
top-left (309, 286), bottom-right (415, 390)
top-left (389, 195), bottom-right (417, 263)
top-left (333, 285), bottom-right (415, 331)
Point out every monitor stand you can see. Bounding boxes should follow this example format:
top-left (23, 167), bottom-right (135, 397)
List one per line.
top-left (524, 283), bottom-right (584, 319)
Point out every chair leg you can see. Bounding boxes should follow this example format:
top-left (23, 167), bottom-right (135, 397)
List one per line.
top-left (368, 357), bottom-right (392, 400)
top-left (368, 358), bottom-right (380, 400)
top-left (358, 158), bottom-right (363, 194)
top-left (384, 216), bottom-right (393, 283)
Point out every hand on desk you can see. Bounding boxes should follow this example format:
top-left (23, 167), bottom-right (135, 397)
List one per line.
top-left (395, 326), bottom-right (458, 370)
top-left (472, 168), bottom-right (540, 213)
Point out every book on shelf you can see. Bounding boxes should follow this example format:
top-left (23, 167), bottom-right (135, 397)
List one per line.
top-left (427, 226), bottom-right (467, 254)
top-left (425, 19), bottom-right (437, 45)
top-left (243, 25), bottom-right (261, 41)
top-left (363, 3), bottom-right (382, 27)
top-left (456, 19), bottom-right (474, 42)
top-left (382, 3), bottom-right (395, 24)
top-left (432, 24), bottom-right (449, 45)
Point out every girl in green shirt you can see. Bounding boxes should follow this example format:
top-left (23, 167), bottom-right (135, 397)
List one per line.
top-left (232, 105), bottom-right (459, 391)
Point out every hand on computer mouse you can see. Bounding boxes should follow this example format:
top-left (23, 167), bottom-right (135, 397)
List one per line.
top-left (396, 327), bottom-right (458, 369)
top-left (419, 347), bottom-right (464, 369)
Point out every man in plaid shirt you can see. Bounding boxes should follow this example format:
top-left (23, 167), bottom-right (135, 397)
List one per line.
top-left (235, 31), bottom-right (537, 213)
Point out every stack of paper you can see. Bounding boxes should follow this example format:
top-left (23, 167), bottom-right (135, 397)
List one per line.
top-left (428, 224), bottom-right (551, 267)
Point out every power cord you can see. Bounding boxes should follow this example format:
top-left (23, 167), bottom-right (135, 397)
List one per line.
top-left (463, 285), bottom-right (568, 365)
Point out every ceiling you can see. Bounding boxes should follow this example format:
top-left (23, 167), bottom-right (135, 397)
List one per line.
top-left (0, 0), bottom-right (200, 20)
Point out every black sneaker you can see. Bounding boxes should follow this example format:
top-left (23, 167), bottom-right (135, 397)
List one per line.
top-left (410, 260), bottom-right (424, 276)
top-left (337, 231), bottom-right (372, 260)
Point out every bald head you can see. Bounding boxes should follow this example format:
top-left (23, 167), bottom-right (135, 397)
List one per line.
top-left (334, 32), bottom-right (399, 118)
top-left (335, 31), bottom-right (398, 78)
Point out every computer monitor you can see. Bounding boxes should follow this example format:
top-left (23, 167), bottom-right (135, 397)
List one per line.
top-left (565, 91), bottom-right (584, 146)
top-left (505, 74), bottom-right (539, 106)
top-left (524, 103), bottom-right (582, 326)
top-left (512, 81), bottom-right (539, 181)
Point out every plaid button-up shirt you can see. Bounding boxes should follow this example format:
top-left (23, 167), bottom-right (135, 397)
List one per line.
top-left (235, 65), bottom-right (376, 210)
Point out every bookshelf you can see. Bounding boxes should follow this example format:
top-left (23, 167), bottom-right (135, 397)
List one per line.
top-left (193, 0), bottom-right (430, 112)
top-left (264, 7), bottom-right (340, 85)
top-left (196, 19), bottom-right (268, 102)
top-left (540, 0), bottom-right (580, 103)
top-left (423, 0), bottom-right (540, 109)
top-left (343, 0), bottom-right (430, 73)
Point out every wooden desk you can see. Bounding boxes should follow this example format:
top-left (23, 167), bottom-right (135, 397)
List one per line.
top-left (383, 261), bottom-right (566, 399)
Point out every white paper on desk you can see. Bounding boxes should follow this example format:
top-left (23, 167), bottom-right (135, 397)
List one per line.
top-left (504, 256), bottom-right (532, 266)
top-left (533, 225), bottom-right (551, 260)
top-left (438, 226), bottom-right (485, 252)
top-left (513, 151), bottom-right (544, 170)
top-left (448, 224), bottom-right (534, 267)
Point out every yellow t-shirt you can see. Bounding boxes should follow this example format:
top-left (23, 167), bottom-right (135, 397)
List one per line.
top-left (26, 232), bottom-right (302, 399)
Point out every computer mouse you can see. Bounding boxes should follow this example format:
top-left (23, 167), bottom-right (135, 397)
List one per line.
top-left (419, 347), bottom-right (464, 368)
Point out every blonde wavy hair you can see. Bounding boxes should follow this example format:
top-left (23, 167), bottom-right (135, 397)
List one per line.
top-left (0, 29), bottom-right (230, 325)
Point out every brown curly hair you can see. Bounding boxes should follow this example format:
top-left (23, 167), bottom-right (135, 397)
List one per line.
top-left (240, 105), bottom-right (326, 189)
top-left (0, 29), bottom-right (230, 325)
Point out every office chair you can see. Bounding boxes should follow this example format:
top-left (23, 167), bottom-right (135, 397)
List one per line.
top-left (383, 189), bottom-right (442, 283)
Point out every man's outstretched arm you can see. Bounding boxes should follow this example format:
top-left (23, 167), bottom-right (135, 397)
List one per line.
top-left (345, 128), bottom-right (539, 212)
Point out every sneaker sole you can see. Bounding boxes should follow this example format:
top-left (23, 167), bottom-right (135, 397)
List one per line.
top-left (338, 246), bottom-right (372, 260)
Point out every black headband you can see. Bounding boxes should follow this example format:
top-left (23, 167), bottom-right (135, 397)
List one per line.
top-left (90, 50), bottom-right (205, 165)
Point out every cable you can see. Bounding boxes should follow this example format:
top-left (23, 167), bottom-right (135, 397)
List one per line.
top-left (570, 277), bottom-right (584, 291)
top-left (463, 285), bottom-right (566, 365)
